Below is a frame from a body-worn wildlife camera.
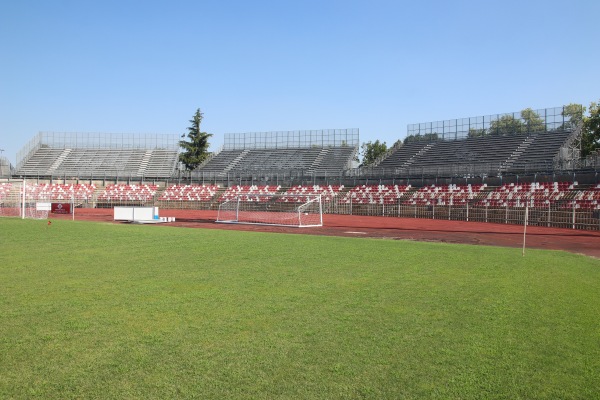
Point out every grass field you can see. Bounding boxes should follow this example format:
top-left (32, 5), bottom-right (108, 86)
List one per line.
top-left (1, 218), bottom-right (599, 399)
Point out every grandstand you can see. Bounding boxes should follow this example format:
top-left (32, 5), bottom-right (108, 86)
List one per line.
top-left (368, 107), bottom-right (580, 177)
top-left (197, 129), bottom-right (359, 177)
top-left (3, 106), bottom-right (599, 230)
top-left (15, 132), bottom-right (179, 179)
top-left (371, 130), bottom-right (576, 177)
top-left (11, 108), bottom-right (591, 184)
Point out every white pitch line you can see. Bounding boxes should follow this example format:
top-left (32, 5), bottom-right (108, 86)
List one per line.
top-left (345, 231), bottom-right (367, 234)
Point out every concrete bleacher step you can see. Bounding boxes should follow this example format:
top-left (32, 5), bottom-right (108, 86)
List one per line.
top-left (222, 149), bottom-right (250, 175)
top-left (499, 135), bottom-right (535, 172)
top-left (309, 148), bottom-right (328, 172)
top-left (372, 144), bottom-right (399, 168)
top-left (402, 143), bottom-right (434, 168)
top-left (137, 150), bottom-right (153, 176)
top-left (46, 149), bottom-right (72, 174)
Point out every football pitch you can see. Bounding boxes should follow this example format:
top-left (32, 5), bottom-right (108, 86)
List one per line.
top-left (1, 218), bottom-right (599, 399)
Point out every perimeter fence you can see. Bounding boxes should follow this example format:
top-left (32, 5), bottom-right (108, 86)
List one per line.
top-left (406, 106), bottom-right (583, 142)
top-left (325, 201), bottom-right (599, 231)
top-left (3, 181), bottom-right (598, 230)
top-left (223, 128), bottom-right (359, 150)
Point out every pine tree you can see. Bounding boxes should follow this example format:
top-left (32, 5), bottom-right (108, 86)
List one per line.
top-left (179, 108), bottom-right (212, 171)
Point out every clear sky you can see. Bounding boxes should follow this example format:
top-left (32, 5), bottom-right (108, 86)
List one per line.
top-left (1, 0), bottom-right (598, 165)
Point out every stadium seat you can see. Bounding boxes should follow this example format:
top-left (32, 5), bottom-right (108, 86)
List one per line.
top-left (24, 183), bottom-right (96, 201)
top-left (0, 182), bottom-right (12, 200)
top-left (219, 185), bottom-right (281, 202)
top-left (476, 181), bottom-right (576, 208)
top-left (158, 184), bottom-right (219, 201)
top-left (97, 184), bottom-right (157, 202)
top-left (280, 185), bottom-right (344, 202)
top-left (342, 185), bottom-right (411, 205)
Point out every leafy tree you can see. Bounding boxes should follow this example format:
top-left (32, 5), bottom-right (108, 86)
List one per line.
top-left (561, 103), bottom-right (586, 130)
top-left (423, 133), bottom-right (439, 142)
top-left (489, 114), bottom-right (524, 135)
top-left (404, 133), bottom-right (439, 143)
top-left (403, 134), bottom-right (418, 143)
top-left (468, 128), bottom-right (487, 138)
top-left (179, 108), bottom-right (213, 171)
top-left (582, 100), bottom-right (600, 157)
top-left (520, 108), bottom-right (545, 133)
top-left (360, 140), bottom-right (387, 166)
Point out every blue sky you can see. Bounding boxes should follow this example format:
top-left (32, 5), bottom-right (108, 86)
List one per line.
top-left (1, 0), bottom-right (598, 165)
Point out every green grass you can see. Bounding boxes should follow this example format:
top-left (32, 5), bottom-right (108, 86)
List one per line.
top-left (1, 218), bottom-right (599, 399)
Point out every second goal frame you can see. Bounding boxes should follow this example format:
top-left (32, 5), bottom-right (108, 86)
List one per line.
top-left (216, 193), bottom-right (323, 228)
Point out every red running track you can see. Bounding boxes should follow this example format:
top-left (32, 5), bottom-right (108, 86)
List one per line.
top-left (51, 208), bottom-right (600, 258)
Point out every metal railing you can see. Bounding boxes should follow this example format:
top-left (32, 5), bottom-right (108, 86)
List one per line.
top-left (406, 106), bottom-right (583, 142)
top-left (223, 128), bottom-right (359, 150)
top-left (330, 202), bottom-right (599, 231)
top-left (2, 181), bottom-right (599, 230)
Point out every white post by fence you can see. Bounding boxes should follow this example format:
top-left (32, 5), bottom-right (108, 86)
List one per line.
top-left (21, 179), bottom-right (26, 219)
top-left (523, 205), bottom-right (529, 257)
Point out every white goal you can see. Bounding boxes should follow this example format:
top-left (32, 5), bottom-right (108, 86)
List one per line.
top-left (24, 201), bottom-right (50, 220)
top-left (216, 193), bottom-right (323, 227)
top-left (0, 180), bottom-right (26, 218)
top-left (0, 180), bottom-right (73, 220)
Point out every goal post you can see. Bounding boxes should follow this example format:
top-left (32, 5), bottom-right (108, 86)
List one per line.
top-left (0, 179), bottom-right (75, 220)
top-left (216, 193), bottom-right (323, 227)
top-left (0, 179), bottom-right (25, 218)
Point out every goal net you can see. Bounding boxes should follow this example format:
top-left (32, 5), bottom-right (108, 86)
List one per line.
top-left (0, 181), bottom-right (23, 218)
top-left (25, 201), bottom-right (50, 219)
top-left (216, 193), bottom-right (323, 227)
top-left (0, 180), bottom-right (60, 220)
